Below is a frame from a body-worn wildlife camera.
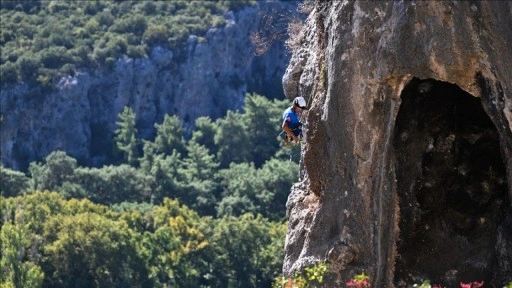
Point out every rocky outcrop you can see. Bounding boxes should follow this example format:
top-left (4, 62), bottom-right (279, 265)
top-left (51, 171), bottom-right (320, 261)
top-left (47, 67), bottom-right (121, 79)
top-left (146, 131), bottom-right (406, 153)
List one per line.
top-left (283, 1), bottom-right (511, 287)
top-left (0, 1), bottom-right (300, 170)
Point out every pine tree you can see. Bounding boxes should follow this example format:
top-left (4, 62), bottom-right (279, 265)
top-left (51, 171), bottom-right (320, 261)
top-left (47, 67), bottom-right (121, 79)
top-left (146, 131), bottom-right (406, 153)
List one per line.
top-left (114, 106), bottom-right (140, 166)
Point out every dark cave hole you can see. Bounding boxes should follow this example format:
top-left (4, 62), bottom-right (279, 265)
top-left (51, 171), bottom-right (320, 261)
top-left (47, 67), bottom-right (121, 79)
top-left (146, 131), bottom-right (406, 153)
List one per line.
top-left (393, 78), bottom-right (510, 287)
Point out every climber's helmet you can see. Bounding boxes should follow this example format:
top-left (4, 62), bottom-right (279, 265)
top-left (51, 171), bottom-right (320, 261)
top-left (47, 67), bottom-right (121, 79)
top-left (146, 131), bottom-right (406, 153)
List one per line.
top-left (293, 96), bottom-right (307, 110)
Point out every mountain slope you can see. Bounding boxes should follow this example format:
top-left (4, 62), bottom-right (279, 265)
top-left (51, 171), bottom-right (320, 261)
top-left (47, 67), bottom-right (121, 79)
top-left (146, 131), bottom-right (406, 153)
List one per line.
top-left (0, 1), bottom-right (302, 170)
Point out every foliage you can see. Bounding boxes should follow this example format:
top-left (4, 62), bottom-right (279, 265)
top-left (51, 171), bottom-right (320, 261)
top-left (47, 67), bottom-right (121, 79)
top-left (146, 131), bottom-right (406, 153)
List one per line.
top-left (346, 272), bottom-right (370, 288)
top-left (0, 165), bottom-right (30, 197)
top-left (215, 110), bottom-right (252, 168)
top-left (0, 0), bottom-right (257, 87)
top-left (28, 151), bottom-right (77, 192)
top-left (153, 114), bottom-right (186, 156)
top-left (0, 221), bottom-right (44, 288)
top-left (190, 116), bottom-right (217, 154)
top-left (114, 106), bottom-right (140, 166)
top-left (413, 280), bottom-right (433, 288)
top-left (0, 91), bottom-right (301, 287)
top-left (242, 93), bottom-right (290, 167)
top-left (75, 164), bottom-right (154, 203)
top-left (258, 158), bottom-right (299, 220)
top-left (0, 192), bottom-right (285, 288)
top-left (272, 262), bottom-right (330, 288)
top-left (178, 140), bottom-right (220, 215)
top-left (6, 92), bottom-right (299, 221)
top-left (200, 214), bottom-right (287, 288)
top-left (42, 212), bottom-right (149, 288)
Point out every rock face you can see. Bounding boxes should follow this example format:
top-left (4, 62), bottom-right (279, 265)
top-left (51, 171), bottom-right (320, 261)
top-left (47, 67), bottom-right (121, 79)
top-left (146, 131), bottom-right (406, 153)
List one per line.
top-left (283, 1), bottom-right (512, 287)
top-left (0, 1), bottom-right (299, 170)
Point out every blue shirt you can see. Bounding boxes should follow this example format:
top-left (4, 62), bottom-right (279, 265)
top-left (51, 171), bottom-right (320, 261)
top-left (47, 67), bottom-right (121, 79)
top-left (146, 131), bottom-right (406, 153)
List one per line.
top-left (282, 107), bottom-right (301, 130)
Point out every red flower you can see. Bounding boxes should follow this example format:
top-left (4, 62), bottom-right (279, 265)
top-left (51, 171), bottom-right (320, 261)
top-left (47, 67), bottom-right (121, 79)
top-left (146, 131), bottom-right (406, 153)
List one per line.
top-left (460, 281), bottom-right (484, 288)
top-left (346, 278), bottom-right (370, 288)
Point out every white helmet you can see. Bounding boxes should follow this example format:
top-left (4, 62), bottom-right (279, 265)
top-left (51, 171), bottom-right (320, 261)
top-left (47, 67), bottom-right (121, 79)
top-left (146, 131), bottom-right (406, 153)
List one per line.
top-left (293, 96), bottom-right (307, 109)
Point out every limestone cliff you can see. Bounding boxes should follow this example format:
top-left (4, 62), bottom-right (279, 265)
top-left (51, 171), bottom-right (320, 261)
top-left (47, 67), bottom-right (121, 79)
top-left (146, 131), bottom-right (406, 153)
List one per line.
top-left (283, 1), bottom-right (512, 287)
top-left (0, 1), bottom-right (299, 170)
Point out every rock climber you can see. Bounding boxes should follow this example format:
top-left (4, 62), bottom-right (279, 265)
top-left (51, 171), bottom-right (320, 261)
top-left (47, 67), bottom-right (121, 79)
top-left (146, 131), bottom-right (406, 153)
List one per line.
top-left (281, 96), bottom-right (307, 145)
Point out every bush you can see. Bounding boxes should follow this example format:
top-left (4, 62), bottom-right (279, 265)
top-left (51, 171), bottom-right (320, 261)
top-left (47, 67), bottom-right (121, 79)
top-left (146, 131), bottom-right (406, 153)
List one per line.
top-left (39, 46), bottom-right (71, 69)
top-left (0, 0), bottom-right (259, 86)
top-left (143, 24), bottom-right (169, 46)
top-left (109, 14), bottom-right (147, 35)
top-left (16, 53), bottom-right (40, 82)
top-left (127, 45), bottom-right (147, 58)
top-left (0, 62), bottom-right (18, 83)
top-left (0, 166), bottom-right (30, 197)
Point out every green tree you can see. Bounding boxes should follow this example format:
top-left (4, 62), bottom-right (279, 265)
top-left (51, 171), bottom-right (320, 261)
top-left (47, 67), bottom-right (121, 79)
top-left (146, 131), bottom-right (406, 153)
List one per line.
top-left (190, 116), bottom-right (217, 155)
top-left (216, 162), bottom-right (262, 217)
top-left (0, 1), bottom-right (259, 86)
top-left (114, 106), bottom-right (140, 166)
top-left (0, 61), bottom-right (18, 83)
top-left (199, 214), bottom-right (286, 288)
top-left (28, 151), bottom-right (77, 192)
top-left (242, 94), bottom-right (288, 167)
top-left (139, 139), bottom-right (157, 173)
top-left (143, 24), bottom-right (168, 46)
top-left (215, 111), bottom-right (251, 168)
top-left (258, 158), bottom-right (299, 220)
top-left (39, 46), bottom-right (72, 69)
top-left (109, 14), bottom-right (147, 35)
top-left (16, 52), bottom-right (40, 83)
top-left (153, 114), bottom-right (186, 156)
top-left (0, 222), bottom-right (44, 288)
top-left (135, 198), bottom-right (208, 287)
top-left (216, 158), bottom-right (298, 220)
top-left (0, 165), bottom-right (30, 197)
top-left (42, 213), bottom-right (149, 288)
top-left (74, 164), bottom-right (153, 204)
top-left (148, 151), bottom-right (183, 202)
top-left (178, 140), bottom-right (220, 215)
top-left (1, 191), bottom-right (67, 236)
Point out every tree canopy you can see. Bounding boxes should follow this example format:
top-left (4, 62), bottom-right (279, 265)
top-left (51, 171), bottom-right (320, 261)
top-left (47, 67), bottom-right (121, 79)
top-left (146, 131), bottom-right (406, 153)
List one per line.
top-left (0, 0), bottom-right (257, 87)
top-left (1, 93), bottom-right (300, 288)
top-left (1, 191), bottom-right (287, 288)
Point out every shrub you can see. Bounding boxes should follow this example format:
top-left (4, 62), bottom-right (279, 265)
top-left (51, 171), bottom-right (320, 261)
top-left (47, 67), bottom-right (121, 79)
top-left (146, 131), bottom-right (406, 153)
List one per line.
top-left (109, 14), bottom-right (147, 36)
top-left (39, 46), bottom-right (71, 69)
top-left (127, 45), bottom-right (147, 59)
top-left (16, 53), bottom-right (40, 82)
top-left (0, 166), bottom-right (30, 197)
top-left (0, 62), bottom-right (18, 83)
top-left (143, 24), bottom-right (169, 46)
top-left (0, 0), bottom-right (258, 86)
top-left (272, 262), bottom-right (329, 288)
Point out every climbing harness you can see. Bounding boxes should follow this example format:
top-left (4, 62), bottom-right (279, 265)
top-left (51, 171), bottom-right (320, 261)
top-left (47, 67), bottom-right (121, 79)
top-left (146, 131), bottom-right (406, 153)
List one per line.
top-left (279, 122), bottom-right (305, 161)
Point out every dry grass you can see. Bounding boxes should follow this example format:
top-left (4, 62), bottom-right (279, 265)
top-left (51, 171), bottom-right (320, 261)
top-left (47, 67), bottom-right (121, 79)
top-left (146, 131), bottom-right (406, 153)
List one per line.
top-left (251, 2), bottom-right (313, 56)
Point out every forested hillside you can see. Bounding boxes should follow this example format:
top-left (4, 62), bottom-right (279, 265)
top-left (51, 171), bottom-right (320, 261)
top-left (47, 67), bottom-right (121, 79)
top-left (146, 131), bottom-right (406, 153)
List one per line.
top-left (0, 0), bottom-right (301, 170)
top-left (1, 93), bottom-right (301, 287)
top-left (1, 191), bottom-right (287, 288)
top-left (0, 0), bottom-right (255, 87)
top-left (0, 1), bottom-right (306, 287)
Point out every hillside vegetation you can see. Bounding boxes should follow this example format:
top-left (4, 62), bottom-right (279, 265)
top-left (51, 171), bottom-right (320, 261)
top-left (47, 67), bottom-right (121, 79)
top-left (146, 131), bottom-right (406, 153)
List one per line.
top-left (1, 94), bottom-right (301, 287)
top-left (1, 191), bottom-right (287, 288)
top-left (0, 2), bottom-right (303, 287)
top-left (1, 93), bottom-right (300, 218)
top-left (0, 0), bottom-right (256, 87)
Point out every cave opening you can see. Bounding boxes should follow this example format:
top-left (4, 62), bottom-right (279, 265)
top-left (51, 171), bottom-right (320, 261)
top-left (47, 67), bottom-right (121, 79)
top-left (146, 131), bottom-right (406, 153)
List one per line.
top-left (392, 78), bottom-right (510, 287)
